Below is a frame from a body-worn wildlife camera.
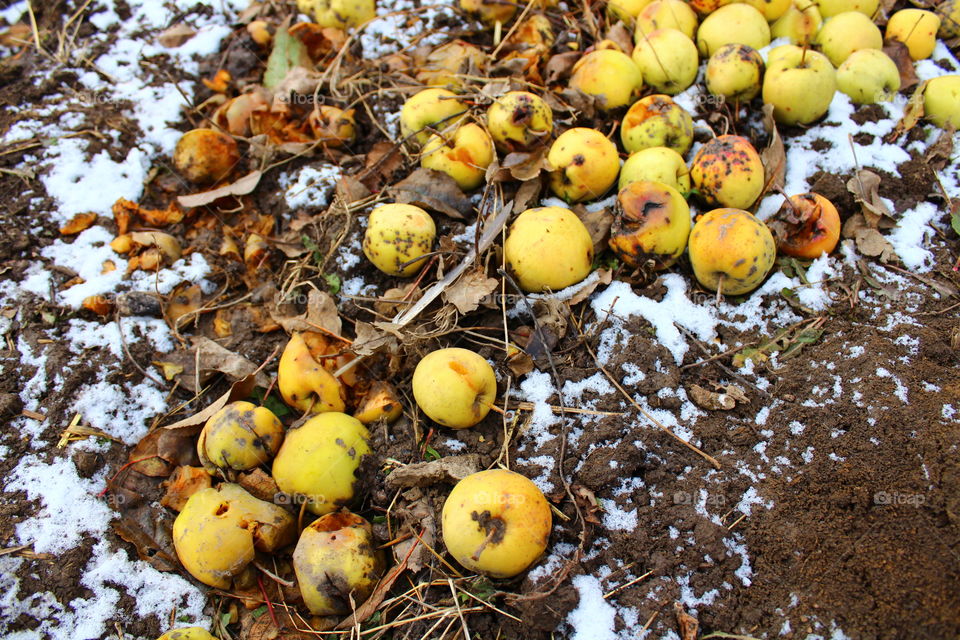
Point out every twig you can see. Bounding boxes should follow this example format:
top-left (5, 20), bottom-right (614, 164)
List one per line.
top-left (115, 312), bottom-right (166, 388)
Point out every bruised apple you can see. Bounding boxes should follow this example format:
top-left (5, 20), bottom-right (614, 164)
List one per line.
top-left (706, 43), bottom-right (765, 101)
top-left (486, 91), bottom-right (553, 153)
top-left (620, 94), bottom-right (695, 154)
top-left (618, 146), bottom-right (691, 192)
top-left (504, 206), bottom-right (595, 291)
top-left (688, 208), bottom-right (777, 295)
top-left (421, 123), bottom-right (495, 191)
top-left (547, 128), bottom-right (620, 203)
top-left (442, 469), bottom-right (552, 578)
top-left (690, 135), bottom-right (765, 210)
top-left (198, 401), bottom-right (284, 471)
top-left (609, 180), bottom-right (692, 269)
top-left (299, 0), bottom-right (375, 29)
top-left (173, 128), bottom-right (239, 185)
top-left (363, 203), bottom-right (436, 276)
top-left (767, 192), bottom-right (841, 258)
top-left (412, 348), bottom-right (498, 429)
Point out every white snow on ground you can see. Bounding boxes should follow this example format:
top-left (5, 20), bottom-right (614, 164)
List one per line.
top-left (568, 575), bottom-right (618, 640)
top-left (359, 0), bottom-right (457, 58)
top-left (280, 164), bottom-right (343, 211)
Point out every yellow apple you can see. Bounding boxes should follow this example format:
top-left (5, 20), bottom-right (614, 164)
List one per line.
top-left (924, 75), bottom-right (960, 129)
top-left (767, 192), bottom-right (841, 258)
top-left (609, 0), bottom-right (657, 23)
top-left (547, 128), bottom-right (620, 203)
top-left (815, 0), bottom-right (877, 17)
top-left (442, 469), bottom-right (552, 578)
top-left (400, 88), bottom-right (468, 147)
top-left (632, 28), bottom-right (699, 94)
top-left (460, 0), bottom-right (516, 23)
top-left (278, 332), bottom-right (347, 414)
top-left (156, 629), bottom-right (215, 640)
top-left (198, 401), bottom-right (284, 472)
top-left (412, 347), bottom-right (497, 428)
top-left (635, 0), bottom-right (699, 39)
top-left (504, 206), bottom-right (595, 292)
top-left (620, 94), bottom-right (695, 154)
top-left (173, 128), bottom-right (239, 185)
top-left (420, 123), bottom-right (495, 191)
top-left (697, 3), bottom-right (771, 57)
top-left (886, 9), bottom-right (941, 60)
top-left (770, 0), bottom-right (823, 45)
top-left (706, 43), bottom-right (765, 101)
top-left (688, 208), bottom-right (777, 295)
top-left (299, 0), bottom-right (375, 29)
top-left (762, 44), bottom-right (836, 125)
top-left (363, 203), bottom-right (436, 276)
top-left (815, 11), bottom-right (882, 66)
top-left (486, 90), bottom-right (554, 153)
top-left (618, 146), bottom-right (691, 192)
top-left (569, 49), bottom-right (645, 109)
top-left (690, 135), bottom-right (765, 209)
top-left (609, 180), bottom-right (692, 269)
top-left (736, 0), bottom-right (792, 21)
top-left (836, 49), bottom-right (900, 104)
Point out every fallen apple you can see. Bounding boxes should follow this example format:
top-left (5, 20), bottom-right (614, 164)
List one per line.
top-left (619, 146), bottom-right (691, 192)
top-left (924, 75), bottom-right (960, 129)
top-left (547, 128), bottom-right (620, 203)
top-left (738, 0), bottom-right (792, 21)
top-left (420, 122), bottom-right (495, 191)
top-left (696, 3), bottom-right (771, 57)
top-left (816, 0), bottom-right (878, 17)
top-left (770, 0), bottom-right (823, 45)
top-left (400, 88), bottom-right (468, 146)
top-left (634, 0), bottom-right (699, 39)
top-left (271, 412), bottom-right (371, 515)
top-left (293, 511), bottom-right (384, 615)
top-left (767, 192), bottom-right (841, 258)
top-left (836, 49), bottom-right (900, 104)
top-left (885, 8), bottom-right (940, 60)
top-left (609, 180), bottom-right (692, 269)
top-left (632, 28), bottom-right (699, 95)
top-left (815, 11), bottom-right (883, 66)
top-left (688, 207), bottom-right (777, 295)
top-left (690, 135), bottom-right (765, 209)
top-left (762, 44), bottom-right (836, 125)
top-left (504, 206), bottom-right (595, 291)
top-left (706, 43), bottom-right (765, 101)
top-left (442, 469), bottom-right (552, 578)
top-left (353, 381), bottom-right (404, 424)
top-left (620, 94), bottom-right (695, 155)
top-left (362, 202), bottom-right (437, 276)
top-left (486, 90), bottom-right (554, 153)
top-left (412, 347), bottom-right (497, 429)
top-left (608, 0), bottom-right (656, 24)
top-left (278, 332), bottom-right (347, 414)
top-left (198, 401), bottom-right (284, 472)
top-left (156, 628), bottom-right (216, 640)
top-left (173, 128), bottom-right (239, 185)
top-left (299, 0), bottom-right (375, 29)
top-left (569, 49), bottom-right (645, 109)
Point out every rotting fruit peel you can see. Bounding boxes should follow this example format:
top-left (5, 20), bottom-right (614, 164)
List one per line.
top-left (767, 192), bottom-right (841, 258)
top-left (689, 135), bottom-right (765, 210)
top-left (608, 180), bottom-right (692, 270)
top-left (172, 128), bottom-right (239, 185)
top-left (547, 128), bottom-right (620, 203)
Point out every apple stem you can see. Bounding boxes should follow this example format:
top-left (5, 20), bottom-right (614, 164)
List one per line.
top-left (485, 401), bottom-right (506, 415)
top-left (800, 43), bottom-right (808, 67)
top-left (716, 274), bottom-right (724, 306)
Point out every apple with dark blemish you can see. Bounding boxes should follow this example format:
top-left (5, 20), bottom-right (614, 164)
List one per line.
top-left (620, 94), bottom-right (694, 155)
top-left (442, 469), bottom-right (552, 578)
top-left (547, 128), bottom-right (620, 203)
top-left (486, 90), bottom-right (554, 153)
top-left (609, 180), bottom-right (692, 270)
top-left (173, 128), bottom-right (239, 185)
top-left (634, 0), bottom-right (698, 39)
top-left (412, 348), bottom-right (497, 429)
top-left (399, 88), bottom-right (468, 147)
top-left (768, 193), bottom-right (841, 258)
top-left (362, 203), bottom-right (436, 277)
top-left (688, 207), bottom-right (777, 295)
top-left (690, 135), bottom-right (765, 210)
top-left (420, 123), bottom-right (495, 191)
top-left (278, 332), bottom-right (347, 414)
top-left (706, 43), bottom-right (765, 102)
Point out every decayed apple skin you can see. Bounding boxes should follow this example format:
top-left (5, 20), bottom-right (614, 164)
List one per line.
top-left (353, 381), bottom-right (403, 424)
top-left (412, 347), bottom-right (498, 429)
top-left (441, 469), bottom-right (552, 578)
top-left (768, 192), bottom-right (841, 258)
top-left (696, 3), bottom-right (771, 57)
top-left (569, 49), bottom-right (645, 109)
top-left (770, 1), bottom-right (823, 45)
top-left (399, 88), bottom-right (468, 147)
top-left (504, 206), bottom-right (595, 292)
top-left (609, 180), bottom-right (692, 270)
top-left (618, 146), bottom-right (691, 192)
top-left (278, 332), bottom-right (347, 414)
top-left (634, 0), bottom-right (699, 39)
top-left (271, 412), bottom-right (371, 515)
top-left (420, 123), bottom-right (495, 191)
top-left (762, 45), bottom-right (836, 126)
top-left (688, 208), bottom-right (777, 295)
top-left (690, 135), bottom-right (765, 210)
top-left (547, 128), bottom-right (620, 203)
top-left (173, 484), bottom-right (296, 589)
top-left (836, 49), bottom-right (900, 104)
top-left (293, 511), bottom-right (384, 615)
top-left (632, 28), bottom-right (699, 95)
top-left (706, 43), bottom-right (765, 101)
top-left (621, 94), bottom-right (694, 155)
top-left (923, 75), bottom-right (960, 129)
top-left (156, 628), bottom-right (216, 640)
top-left (486, 91), bottom-right (553, 153)
top-left (362, 203), bottom-right (437, 277)
top-left (886, 9), bottom-right (941, 60)
top-left (173, 128), bottom-right (239, 185)
top-left (815, 11), bottom-right (883, 67)
top-left (199, 401), bottom-right (284, 472)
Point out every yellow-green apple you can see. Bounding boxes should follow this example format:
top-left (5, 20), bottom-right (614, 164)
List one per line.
top-left (486, 91), bottom-right (553, 153)
top-left (504, 206), bottom-right (594, 291)
top-left (635, 0), bottom-right (699, 39)
top-left (609, 180), bottom-right (692, 269)
top-left (836, 49), bottom-right (900, 103)
top-left (609, 0), bottom-right (657, 23)
top-left (815, 0), bottom-right (877, 17)
top-left (737, 0), bottom-right (792, 21)
top-left (770, 0), bottom-right (823, 44)
top-left (697, 4), bottom-right (771, 56)
top-left (619, 146), bottom-right (691, 192)
top-left (924, 75), bottom-right (960, 128)
top-left (569, 49), bottom-right (645, 109)
top-left (412, 348), bottom-right (497, 428)
top-left (278, 332), bottom-right (346, 414)
top-left (706, 43), bottom-right (765, 101)
top-left (688, 208), bottom-right (777, 294)
top-left (547, 128), bottom-right (620, 202)
top-left (363, 203), bottom-right (436, 276)
top-left (762, 44), bottom-right (836, 125)
top-left (441, 469), bottom-right (552, 578)
top-left (620, 94), bottom-right (695, 154)
top-left (400, 88), bottom-right (468, 146)
top-left (815, 11), bottom-right (882, 66)
top-left (767, 192), bottom-right (841, 258)
top-left (690, 135), bottom-right (765, 209)
top-left (632, 28), bottom-right (699, 94)
top-left (299, 0), bottom-right (375, 29)
top-left (420, 123), bottom-right (495, 191)
top-left (885, 9), bottom-right (941, 60)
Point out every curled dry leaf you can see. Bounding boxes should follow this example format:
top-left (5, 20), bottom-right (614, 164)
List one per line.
top-left (351, 321), bottom-right (400, 357)
top-left (386, 167), bottom-right (473, 219)
top-left (846, 170), bottom-right (895, 229)
top-left (59, 212), bottom-right (97, 235)
top-left (487, 148), bottom-right (553, 183)
top-left (544, 51), bottom-right (581, 84)
top-left (567, 268), bottom-right (613, 306)
top-left (157, 23), bottom-right (196, 48)
top-left (164, 373), bottom-right (259, 430)
top-left (442, 268), bottom-right (499, 314)
top-left (384, 454), bottom-right (482, 491)
top-left (129, 231), bottom-right (182, 261)
top-left (177, 170), bottom-right (262, 208)
top-left (573, 203), bottom-right (613, 257)
top-left (882, 40), bottom-right (919, 92)
top-left (270, 287), bottom-right (342, 335)
top-left (688, 384), bottom-right (737, 410)
top-left (761, 103), bottom-right (786, 196)
top-left (842, 214), bottom-right (897, 262)
top-left (166, 336), bottom-right (270, 392)
top-left (886, 80), bottom-right (926, 142)
top-left (237, 467), bottom-right (281, 503)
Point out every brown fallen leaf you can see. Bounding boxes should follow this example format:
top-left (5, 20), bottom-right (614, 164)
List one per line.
top-left (127, 424), bottom-right (201, 476)
top-left (362, 141), bottom-right (404, 191)
top-left (270, 287), bottom-right (342, 335)
top-left (112, 515), bottom-right (180, 572)
top-left (488, 148), bottom-right (552, 183)
top-left (442, 269), bottom-right (499, 314)
top-left (882, 40), bottom-right (919, 92)
top-left (177, 170), bottom-right (262, 208)
top-left (674, 602), bottom-right (699, 640)
top-left (157, 23), bottom-right (196, 48)
top-left (384, 454), bottom-right (482, 491)
top-left (760, 103), bottom-right (786, 196)
top-left (513, 178), bottom-right (543, 214)
top-left (924, 127), bottom-right (955, 171)
top-left (605, 22), bottom-right (635, 55)
top-left (386, 168), bottom-right (473, 219)
top-left (167, 337), bottom-right (270, 392)
top-left (842, 214), bottom-right (897, 262)
top-left (59, 212), bottom-right (97, 235)
top-left (544, 50), bottom-right (581, 84)
top-left (350, 321), bottom-right (400, 356)
top-left (573, 203), bottom-right (613, 258)
top-left (846, 170), bottom-right (895, 229)
top-left (238, 467), bottom-right (281, 503)
top-left (567, 269), bottom-right (613, 306)
top-left (688, 383), bottom-right (736, 410)
top-left (886, 80), bottom-right (926, 142)
top-left (160, 466), bottom-right (212, 512)
top-left (163, 373), bottom-right (259, 430)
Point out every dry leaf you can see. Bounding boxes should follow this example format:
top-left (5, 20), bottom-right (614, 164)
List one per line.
top-left (387, 168), bottom-right (473, 219)
top-left (688, 383), bottom-right (736, 410)
top-left (167, 337), bottom-right (270, 392)
top-left (177, 171), bottom-right (262, 208)
top-left (567, 269), bottom-right (613, 306)
top-left (513, 179), bottom-right (542, 214)
top-left (544, 51), bottom-right (581, 84)
top-left (924, 128), bottom-right (955, 171)
top-left (157, 23), bottom-right (196, 48)
top-left (442, 269), bottom-right (499, 314)
top-left (164, 373), bottom-right (259, 430)
top-left (270, 288), bottom-right (342, 335)
top-left (886, 80), bottom-right (926, 142)
top-left (362, 141), bottom-right (404, 191)
top-left (674, 603), bottom-right (699, 640)
top-left (112, 515), bottom-right (180, 573)
top-left (384, 455), bottom-right (482, 491)
top-left (351, 321), bottom-right (400, 356)
top-left (761, 103), bottom-right (786, 195)
top-left (572, 204), bottom-right (613, 257)
top-left (882, 40), bottom-right (919, 91)
top-left (846, 170), bottom-right (895, 228)
top-left (842, 214), bottom-right (896, 262)
top-left (59, 212), bottom-right (97, 235)
top-left (238, 468), bottom-right (281, 502)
